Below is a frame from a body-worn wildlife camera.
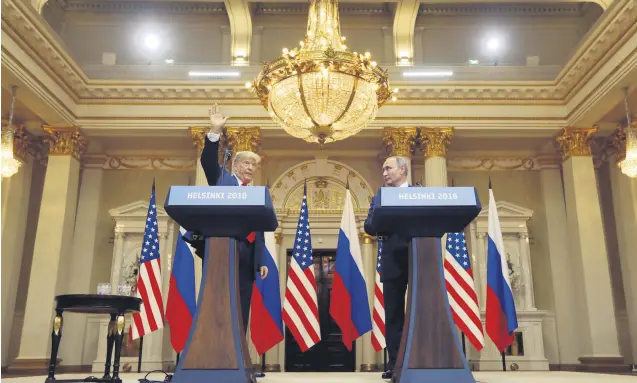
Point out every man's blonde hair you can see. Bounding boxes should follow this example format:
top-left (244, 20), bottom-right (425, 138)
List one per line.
top-left (232, 151), bottom-right (261, 168)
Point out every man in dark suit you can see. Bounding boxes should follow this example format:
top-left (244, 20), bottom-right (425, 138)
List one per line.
top-left (364, 156), bottom-right (410, 380)
top-left (183, 105), bottom-right (269, 337)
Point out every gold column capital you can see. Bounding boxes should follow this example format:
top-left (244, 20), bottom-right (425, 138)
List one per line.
top-left (420, 127), bottom-right (453, 157)
top-left (12, 125), bottom-right (32, 162)
top-left (382, 127), bottom-right (418, 157)
top-left (608, 123), bottom-right (634, 164)
top-left (226, 127), bottom-right (261, 154)
top-left (274, 232), bottom-right (283, 245)
top-left (555, 127), bottom-right (597, 160)
top-left (43, 126), bottom-right (87, 161)
top-left (358, 233), bottom-right (374, 244)
top-left (188, 127), bottom-right (207, 155)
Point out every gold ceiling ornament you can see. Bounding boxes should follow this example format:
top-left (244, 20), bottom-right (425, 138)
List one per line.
top-left (188, 127), bottom-right (208, 155)
top-left (555, 127), bottom-right (597, 160)
top-left (1, 86), bottom-right (23, 179)
top-left (225, 127), bottom-right (261, 153)
top-left (618, 87), bottom-right (637, 179)
top-left (43, 126), bottom-right (88, 161)
top-left (247, 0), bottom-right (396, 146)
top-left (382, 127), bottom-right (418, 157)
top-left (420, 127), bottom-right (454, 157)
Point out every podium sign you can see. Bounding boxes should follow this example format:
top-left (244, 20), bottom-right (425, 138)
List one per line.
top-left (373, 187), bottom-right (481, 383)
top-left (165, 186), bottom-right (278, 383)
top-left (165, 186), bottom-right (278, 237)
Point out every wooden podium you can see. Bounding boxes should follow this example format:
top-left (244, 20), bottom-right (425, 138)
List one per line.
top-left (164, 186), bottom-right (278, 383)
top-left (369, 187), bottom-right (482, 383)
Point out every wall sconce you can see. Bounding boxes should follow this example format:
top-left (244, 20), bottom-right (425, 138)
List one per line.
top-left (1, 86), bottom-right (22, 179)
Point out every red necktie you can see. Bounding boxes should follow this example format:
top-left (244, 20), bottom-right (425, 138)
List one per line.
top-left (241, 182), bottom-right (256, 243)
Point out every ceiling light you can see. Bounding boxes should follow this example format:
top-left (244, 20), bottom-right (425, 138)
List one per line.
top-left (188, 71), bottom-right (240, 77)
top-left (468, 59), bottom-right (480, 65)
top-left (486, 38), bottom-right (500, 52)
top-left (144, 35), bottom-right (160, 50)
top-left (164, 59), bottom-right (174, 64)
top-left (402, 71), bottom-right (453, 78)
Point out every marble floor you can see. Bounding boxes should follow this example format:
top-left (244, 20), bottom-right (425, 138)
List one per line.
top-left (2, 372), bottom-right (637, 383)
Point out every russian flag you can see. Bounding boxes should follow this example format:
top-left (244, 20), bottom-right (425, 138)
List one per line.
top-left (485, 181), bottom-right (519, 352)
top-left (250, 231), bottom-right (284, 355)
top-left (165, 227), bottom-right (197, 353)
top-left (330, 187), bottom-right (372, 351)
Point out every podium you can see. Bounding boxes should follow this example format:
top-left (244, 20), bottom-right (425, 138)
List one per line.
top-left (369, 187), bottom-right (482, 383)
top-left (164, 186), bottom-right (278, 383)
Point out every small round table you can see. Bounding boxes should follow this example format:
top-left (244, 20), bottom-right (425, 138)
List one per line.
top-left (47, 294), bottom-right (141, 383)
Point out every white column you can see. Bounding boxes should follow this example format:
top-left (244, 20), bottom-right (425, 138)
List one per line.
top-left (14, 127), bottom-right (86, 366)
top-left (424, 157), bottom-right (448, 187)
top-left (414, 27), bottom-right (424, 65)
top-left (558, 128), bottom-right (622, 364)
top-left (58, 166), bottom-right (105, 366)
top-left (381, 26), bottom-right (394, 65)
top-left (110, 230), bottom-right (127, 294)
top-left (609, 157), bottom-right (637, 364)
top-left (360, 233), bottom-right (376, 371)
top-left (277, 232), bottom-right (287, 371)
top-left (1, 155), bottom-right (34, 367)
top-left (421, 128), bottom-right (452, 187)
top-left (539, 162), bottom-right (580, 364)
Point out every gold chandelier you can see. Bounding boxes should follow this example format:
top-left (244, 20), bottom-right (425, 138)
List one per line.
top-left (619, 87), bottom-right (637, 178)
top-left (1, 86), bottom-right (22, 179)
top-left (247, 0), bottom-right (396, 145)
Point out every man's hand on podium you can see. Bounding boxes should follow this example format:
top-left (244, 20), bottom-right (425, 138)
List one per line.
top-left (208, 103), bottom-right (228, 134)
top-left (260, 266), bottom-right (269, 279)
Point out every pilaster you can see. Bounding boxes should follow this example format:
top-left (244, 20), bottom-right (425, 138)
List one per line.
top-left (264, 232), bottom-right (283, 372)
top-left (607, 129), bottom-right (637, 365)
top-left (555, 127), bottom-right (623, 370)
top-left (13, 126), bottom-right (87, 369)
top-left (382, 127), bottom-right (417, 183)
top-left (420, 127), bottom-right (453, 187)
top-left (359, 233), bottom-right (377, 372)
top-left (537, 155), bottom-right (580, 365)
top-left (58, 158), bottom-right (105, 366)
top-left (1, 126), bottom-right (34, 368)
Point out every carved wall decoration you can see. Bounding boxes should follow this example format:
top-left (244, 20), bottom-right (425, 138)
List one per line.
top-left (270, 159), bottom-right (373, 215)
top-left (447, 157), bottom-right (538, 171)
top-left (96, 156), bottom-right (196, 170)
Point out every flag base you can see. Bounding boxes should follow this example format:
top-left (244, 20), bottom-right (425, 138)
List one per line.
top-left (172, 238), bottom-right (254, 383)
top-left (393, 238), bottom-right (475, 383)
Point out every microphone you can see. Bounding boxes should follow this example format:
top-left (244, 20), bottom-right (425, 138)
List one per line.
top-left (415, 182), bottom-right (423, 187)
top-left (220, 147), bottom-right (232, 184)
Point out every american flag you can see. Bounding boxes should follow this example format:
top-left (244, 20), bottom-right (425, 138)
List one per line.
top-left (443, 232), bottom-right (484, 351)
top-left (282, 181), bottom-right (321, 351)
top-left (130, 181), bottom-right (165, 341)
top-left (371, 239), bottom-right (385, 352)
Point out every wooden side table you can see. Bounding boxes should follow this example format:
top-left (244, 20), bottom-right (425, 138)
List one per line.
top-left (46, 294), bottom-right (141, 383)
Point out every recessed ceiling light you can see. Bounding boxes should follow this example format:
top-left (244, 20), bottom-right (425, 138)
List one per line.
top-left (188, 71), bottom-right (241, 77)
top-left (144, 35), bottom-right (160, 50)
top-left (402, 71), bottom-right (453, 78)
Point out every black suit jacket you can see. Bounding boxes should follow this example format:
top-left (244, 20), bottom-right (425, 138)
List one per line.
top-left (183, 136), bottom-right (265, 276)
top-left (364, 191), bottom-right (410, 283)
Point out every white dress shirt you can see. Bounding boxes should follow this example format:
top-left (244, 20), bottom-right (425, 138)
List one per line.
top-left (399, 180), bottom-right (409, 187)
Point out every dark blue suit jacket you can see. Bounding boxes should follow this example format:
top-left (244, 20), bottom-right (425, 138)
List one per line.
top-left (183, 136), bottom-right (266, 276)
top-left (364, 187), bottom-right (411, 283)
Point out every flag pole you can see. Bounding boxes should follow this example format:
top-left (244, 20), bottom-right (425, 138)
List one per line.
top-left (501, 351), bottom-right (506, 371)
top-left (461, 333), bottom-right (466, 357)
top-left (138, 336), bottom-right (144, 373)
top-left (176, 352), bottom-right (180, 365)
top-left (383, 348), bottom-right (387, 371)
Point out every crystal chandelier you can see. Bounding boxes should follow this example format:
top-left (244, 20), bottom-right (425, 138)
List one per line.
top-left (1, 86), bottom-right (22, 179)
top-left (619, 87), bottom-right (637, 178)
top-left (248, 0), bottom-right (396, 145)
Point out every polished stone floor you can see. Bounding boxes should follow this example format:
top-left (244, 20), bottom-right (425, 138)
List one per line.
top-left (2, 372), bottom-right (637, 383)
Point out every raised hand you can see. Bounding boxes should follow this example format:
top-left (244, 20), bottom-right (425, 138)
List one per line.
top-left (208, 104), bottom-right (229, 134)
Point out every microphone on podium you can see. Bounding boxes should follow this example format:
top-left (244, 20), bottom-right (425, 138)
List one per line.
top-left (221, 147), bottom-right (232, 184)
top-left (415, 182), bottom-right (423, 187)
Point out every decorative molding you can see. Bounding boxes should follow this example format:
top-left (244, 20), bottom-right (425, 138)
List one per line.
top-left (100, 156), bottom-right (196, 170)
top-left (555, 127), bottom-right (597, 160)
top-left (419, 3), bottom-right (586, 16)
top-left (188, 127), bottom-right (207, 155)
top-left (382, 127), bottom-right (418, 157)
top-left (225, 127), bottom-right (261, 153)
top-left (254, 3), bottom-right (391, 15)
top-left (43, 125), bottom-right (87, 160)
top-left (447, 157), bottom-right (539, 171)
top-left (59, 0), bottom-right (225, 14)
top-left (420, 127), bottom-right (453, 157)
